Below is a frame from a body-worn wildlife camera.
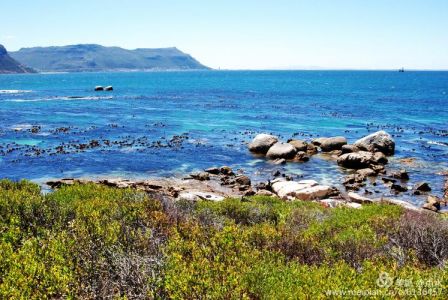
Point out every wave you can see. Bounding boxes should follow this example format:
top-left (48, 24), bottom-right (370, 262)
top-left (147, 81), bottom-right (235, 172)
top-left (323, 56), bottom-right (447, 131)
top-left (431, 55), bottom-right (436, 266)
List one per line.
top-left (10, 124), bottom-right (34, 131)
top-left (0, 89), bottom-right (32, 94)
top-left (428, 141), bottom-right (448, 147)
top-left (5, 96), bottom-right (113, 102)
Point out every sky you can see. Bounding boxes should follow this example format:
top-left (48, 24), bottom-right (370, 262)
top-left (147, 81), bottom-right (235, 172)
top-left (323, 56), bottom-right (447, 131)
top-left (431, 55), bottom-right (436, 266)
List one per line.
top-left (2, 0), bottom-right (448, 70)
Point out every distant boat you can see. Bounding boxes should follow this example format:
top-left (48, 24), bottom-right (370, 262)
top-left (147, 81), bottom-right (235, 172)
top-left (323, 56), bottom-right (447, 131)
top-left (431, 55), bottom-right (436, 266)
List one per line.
top-left (398, 68), bottom-right (404, 72)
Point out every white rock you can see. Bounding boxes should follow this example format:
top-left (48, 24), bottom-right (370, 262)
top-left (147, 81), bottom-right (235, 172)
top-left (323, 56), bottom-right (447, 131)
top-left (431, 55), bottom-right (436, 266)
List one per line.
top-left (248, 134), bottom-right (279, 154)
top-left (266, 142), bottom-right (297, 159)
top-left (297, 179), bottom-right (319, 186)
top-left (345, 202), bottom-right (363, 209)
top-left (354, 130), bottom-right (395, 155)
top-left (177, 191), bottom-right (224, 202)
top-left (382, 198), bottom-right (420, 211)
top-left (272, 180), bottom-right (316, 199)
top-left (347, 192), bottom-right (375, 203)
top-left (320, 199), bottom-right (345, 208)
top-left (294, 185), bottom-right (332, 200)
top-left (320, 199), bottom-right (362, 209)
top-left (178, 192), bottom-right (199, 201)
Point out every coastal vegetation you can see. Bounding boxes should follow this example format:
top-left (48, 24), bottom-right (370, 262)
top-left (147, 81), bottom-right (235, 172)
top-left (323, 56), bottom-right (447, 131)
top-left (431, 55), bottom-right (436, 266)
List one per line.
top-left (1, 179), bottom-right (447, 299)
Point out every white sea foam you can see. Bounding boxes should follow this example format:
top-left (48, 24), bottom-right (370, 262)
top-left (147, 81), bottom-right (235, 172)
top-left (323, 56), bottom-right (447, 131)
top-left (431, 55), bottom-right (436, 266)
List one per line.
top-left (5, 96), bottom-right (113, 102)
top-left (428, 141), bottom-right (448, 147)
top-left (10, 124), bottom-right (33, 131)
top-left (0, 89), bottom-right (32, 94)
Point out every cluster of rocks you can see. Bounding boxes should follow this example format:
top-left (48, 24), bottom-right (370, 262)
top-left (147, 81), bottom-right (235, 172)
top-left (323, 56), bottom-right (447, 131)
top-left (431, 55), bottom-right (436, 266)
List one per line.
top-left (422, 173), bottom-right (448, 212)
top-left (2, 132), bottom-right (191, 158)
top-left (46, 172), bottom-right (431, 213)
top-left (248, 131), bottom-right (395, 166)
top-left (248, 131), bottom-right (447, 213)
top-left (189, 166), bottom-right (351, 204)
top-left (248, 131), bottom-right (396, 190)
top-left (248, 133), bottom-right (318, 163)
top-left (188, 166), bottom-right (255, 196)
top-left (47, 177), bottom-right (231, 202)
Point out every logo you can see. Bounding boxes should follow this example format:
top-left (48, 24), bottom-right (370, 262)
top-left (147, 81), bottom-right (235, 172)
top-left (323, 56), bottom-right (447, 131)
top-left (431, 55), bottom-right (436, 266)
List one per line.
top-left (376, 272), bottom-right (393, 288)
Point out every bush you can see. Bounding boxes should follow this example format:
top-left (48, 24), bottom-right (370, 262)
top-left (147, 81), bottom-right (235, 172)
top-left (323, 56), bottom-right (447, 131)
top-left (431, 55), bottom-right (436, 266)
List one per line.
top-left (389, 210), bottom-right (448, 267)
top-left (1, 180), bottom-right (447, 298)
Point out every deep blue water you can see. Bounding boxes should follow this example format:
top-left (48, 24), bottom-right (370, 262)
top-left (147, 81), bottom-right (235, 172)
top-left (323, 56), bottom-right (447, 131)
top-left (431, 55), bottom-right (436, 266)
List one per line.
top-left (0, 71), bottom-right (447, 204)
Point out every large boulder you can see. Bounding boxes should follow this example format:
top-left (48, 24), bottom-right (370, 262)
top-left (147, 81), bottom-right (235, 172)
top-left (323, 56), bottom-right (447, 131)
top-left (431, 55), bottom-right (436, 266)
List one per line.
top-left (271, 179), bottom-right (331, 200)
top-left (311, 137), bottom-right (328, 146)
top-left (248, 134), bottom-right (278, 154)
top-left (320, 136), bottom-right (347, 152)
top-left (272, 180), bottom-right (318, 198)
top-left (354, 131), bottom-right (395, 155)
top-left (337, 151), bottom-right (375, 169)
top-left (288, 139), bottom-right (308, 151)
top-left (294, 185), bottom-right (332, 200)
top-left (266, 142), bottom-right (297, 159)
top-left (341, 144), bottom-right (359, 154)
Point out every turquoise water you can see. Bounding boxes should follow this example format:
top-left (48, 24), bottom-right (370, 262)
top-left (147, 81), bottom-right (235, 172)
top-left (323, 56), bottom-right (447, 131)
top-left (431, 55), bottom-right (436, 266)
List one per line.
top-left (0, 71), bottom-right (447, 203)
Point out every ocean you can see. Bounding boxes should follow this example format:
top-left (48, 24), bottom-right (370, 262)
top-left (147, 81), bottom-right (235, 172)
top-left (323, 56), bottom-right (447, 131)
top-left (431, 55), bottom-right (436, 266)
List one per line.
top-left (0, 70), bottom-right (447, 205)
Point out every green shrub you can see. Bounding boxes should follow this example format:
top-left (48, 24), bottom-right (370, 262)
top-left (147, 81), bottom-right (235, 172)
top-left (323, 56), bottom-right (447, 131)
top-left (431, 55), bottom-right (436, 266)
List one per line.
top-left (1, 179), bottom-right (447, 299)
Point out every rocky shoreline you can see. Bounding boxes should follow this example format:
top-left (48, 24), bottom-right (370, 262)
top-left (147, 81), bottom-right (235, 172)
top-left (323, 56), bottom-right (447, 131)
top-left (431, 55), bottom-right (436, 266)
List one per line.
top-left (47, 130), bottom-right (448, 214)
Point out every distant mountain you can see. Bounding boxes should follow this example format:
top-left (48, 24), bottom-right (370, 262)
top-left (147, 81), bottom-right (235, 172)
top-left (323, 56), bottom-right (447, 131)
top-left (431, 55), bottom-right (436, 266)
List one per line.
top-left (0, 44), bottom-right (35, 74)
top-left (10, 44), bottom-right (209, 72)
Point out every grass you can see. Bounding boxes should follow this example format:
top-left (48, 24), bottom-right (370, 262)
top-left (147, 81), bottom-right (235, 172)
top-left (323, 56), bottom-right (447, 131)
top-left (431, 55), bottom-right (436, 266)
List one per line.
top-left (0, 179), bottom-right (447, 299)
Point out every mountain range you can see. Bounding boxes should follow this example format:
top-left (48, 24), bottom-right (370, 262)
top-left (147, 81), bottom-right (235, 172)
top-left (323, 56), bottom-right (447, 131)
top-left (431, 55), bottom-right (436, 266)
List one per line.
top-left (0, 44), bottom-right (35, 74)
top-left (7, 44), bottom-right (208, 72)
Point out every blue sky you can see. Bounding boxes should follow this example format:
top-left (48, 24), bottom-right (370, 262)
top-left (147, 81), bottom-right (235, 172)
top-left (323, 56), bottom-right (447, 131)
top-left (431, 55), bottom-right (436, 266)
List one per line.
top-left (2, 0), bottom-right (448, 69)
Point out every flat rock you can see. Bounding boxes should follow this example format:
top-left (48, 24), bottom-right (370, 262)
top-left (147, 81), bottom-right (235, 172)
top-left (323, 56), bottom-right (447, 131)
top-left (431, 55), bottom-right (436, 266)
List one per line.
top-left (177, 191), bottom-right (224, 202)
top-left (320, 199), bottom-right (362, 209)
top-left (382, 198), bottom-right (420, 211)
top-left (248, 134), bottom-right (278, 154)
top-left (271, 180), bottom-right (318, 198)
top-left (346, 202), bottom-right (363, 209)
top-left (354, 130), bottom-right (395, 155)
top-left (255, 190), bottom-right (275, 196)
top-left (347, 192), bottom-right (375, 203)
top-left (294, 185), bottom-right (332, 200)
top-left (266, 142), bottom-right (297, 159)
